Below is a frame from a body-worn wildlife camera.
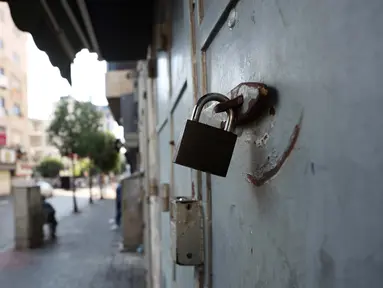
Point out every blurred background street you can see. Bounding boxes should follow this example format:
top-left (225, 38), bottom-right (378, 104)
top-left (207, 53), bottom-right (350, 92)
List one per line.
top-left (0, 196), bottom-right (145, 288)
top-left (0, 185), bottom-right (115, 252)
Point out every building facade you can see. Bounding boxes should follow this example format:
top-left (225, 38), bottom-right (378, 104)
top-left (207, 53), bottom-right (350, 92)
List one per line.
top-left (3, 0), bottom-right (383, 287)
top-left (131, 1), bottom-right (383, 287)
top-left (28, 118), bottom-right (59, 164)
top-left (0, 3), bottom-right (28, 194)
top-left (95, 105), bottom-right (115, 134)
top-left (106, 61), bottom-right (139, 172)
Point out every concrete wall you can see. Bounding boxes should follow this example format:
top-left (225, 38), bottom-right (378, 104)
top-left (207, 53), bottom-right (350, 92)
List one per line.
top-left (121, 172), bottom-right (144, 251)
top-left (137, 59), bottom-right (161, 288)
top-left (12, 183), bottom-right (43, 249)
top-left (105, 70), bottom-right (134, 97)
top-left (143, 0), bottom-right (383, 288)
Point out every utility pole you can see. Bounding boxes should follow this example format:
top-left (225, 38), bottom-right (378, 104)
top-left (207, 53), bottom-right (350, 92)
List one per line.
top-left (71, 152), bottom-right (79, 213)
top-left (67, 98), bottom-right (79, 213)
top-left (88, 94), bottom-right (94, 204)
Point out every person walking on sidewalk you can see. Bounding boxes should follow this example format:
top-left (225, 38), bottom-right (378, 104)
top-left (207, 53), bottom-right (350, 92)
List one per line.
top-left (99, 174), bottom-right (105, 199)
top-left (41, 195), bottom-right (58, 239)
top-left (111, 182), bottom-right (122, 230)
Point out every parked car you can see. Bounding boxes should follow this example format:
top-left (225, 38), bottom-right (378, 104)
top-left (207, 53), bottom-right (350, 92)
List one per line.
top-left (37, 181), bottom-right (54, 198)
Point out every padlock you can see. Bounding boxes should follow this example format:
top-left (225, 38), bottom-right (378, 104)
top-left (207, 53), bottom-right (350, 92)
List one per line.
top-left (173, 93), bottom-right (237, 177)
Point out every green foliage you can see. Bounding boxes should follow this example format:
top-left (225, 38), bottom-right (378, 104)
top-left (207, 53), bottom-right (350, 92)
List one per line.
top-left (76, 158), bottom-right (91, 176)
top-left (47, 98), bottom-right (103, 158)
top-left (87, 131), bottom-right (119, 173)
top-left (36, 157), bottom-right (64, 178)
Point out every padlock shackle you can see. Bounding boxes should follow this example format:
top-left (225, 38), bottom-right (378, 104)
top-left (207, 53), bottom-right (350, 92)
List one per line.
top-left (191, 93), bottom-right (235, 132)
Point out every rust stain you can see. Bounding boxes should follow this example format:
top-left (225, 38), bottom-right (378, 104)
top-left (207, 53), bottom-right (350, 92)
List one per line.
top-left (247, 113), bottom-right (303, 187)
top-left (191, 181), bottom-right (196, 198)
top-left (229, 82), bottom-right (268, 98)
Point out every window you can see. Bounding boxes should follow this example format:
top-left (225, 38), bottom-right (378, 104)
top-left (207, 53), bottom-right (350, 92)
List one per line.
top-left (12, 104), bottom-right (21, 116)
top-left (0, 97), bottom-right (5, 117)
top-left (0, 39), bottom-right (3, 49)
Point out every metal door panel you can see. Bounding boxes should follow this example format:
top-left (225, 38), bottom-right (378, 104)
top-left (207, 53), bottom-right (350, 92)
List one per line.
top-left (172, 86), bottom-right (193, 198)
top-left (160, 212), bottom-right (173, 288)
top-left (159, 123), bottom-right (171, 184)
top-left (157, 53), bottom-right (171, 126)
top-left (158, 123), bottom-right (173, 288)
top-left (200, 0), bottom-right (383, 287)
top-left (171, 85), bottom-right (195, 288)
top-left (171, 0), bottom-right (189, 96)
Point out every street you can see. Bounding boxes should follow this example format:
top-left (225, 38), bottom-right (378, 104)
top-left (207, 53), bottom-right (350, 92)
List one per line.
top-left (0, 186), bottom-right (116, 251)
top-left (0, 197), bottom-right (145, 288)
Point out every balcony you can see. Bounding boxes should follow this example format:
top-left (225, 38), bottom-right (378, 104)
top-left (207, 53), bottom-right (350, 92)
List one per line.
top-left (106, 70), bottom-right (135, 97)
top-left (105, 69), bottom-right (135, 125)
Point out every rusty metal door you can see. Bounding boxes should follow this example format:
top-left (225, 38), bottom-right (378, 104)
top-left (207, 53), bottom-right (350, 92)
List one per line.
top-left (192, 0), bottom-right (383, 287)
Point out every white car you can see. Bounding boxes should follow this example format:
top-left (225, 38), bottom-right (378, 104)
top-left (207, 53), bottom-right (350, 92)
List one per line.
top-left (37, 181), bottom-right (54, 198)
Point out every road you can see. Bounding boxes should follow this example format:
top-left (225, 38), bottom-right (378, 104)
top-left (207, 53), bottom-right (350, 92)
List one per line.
top-left (0, 186), bottom-right (116, 251)
top-left (0, 198), bottom-right (145, 288)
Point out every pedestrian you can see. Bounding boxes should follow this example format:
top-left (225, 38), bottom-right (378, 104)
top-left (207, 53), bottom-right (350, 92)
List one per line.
top-left (99, 174), bottom-right (104, 199)
top-left (41, 195), bottom-right (58, 239)
top-left (111, 182), bottom-right (122, 230)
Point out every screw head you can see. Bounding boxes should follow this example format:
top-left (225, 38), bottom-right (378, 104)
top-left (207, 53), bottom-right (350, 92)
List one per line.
top-left (228, 9), bottom-right (237, 29)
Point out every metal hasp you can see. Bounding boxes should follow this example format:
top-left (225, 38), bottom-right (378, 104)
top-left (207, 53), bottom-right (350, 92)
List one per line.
top-left (173, 93), bottom-right (238, 177)
top-left (170, 197), bottom-right (204, 266)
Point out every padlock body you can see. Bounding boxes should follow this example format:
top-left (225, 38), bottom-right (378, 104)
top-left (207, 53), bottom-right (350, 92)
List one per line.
top-left (173, 120), bottom-right (237, 177)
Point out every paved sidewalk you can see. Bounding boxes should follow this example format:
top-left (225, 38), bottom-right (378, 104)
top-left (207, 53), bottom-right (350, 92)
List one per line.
top-left (0, 200), bottom-right (146, 288)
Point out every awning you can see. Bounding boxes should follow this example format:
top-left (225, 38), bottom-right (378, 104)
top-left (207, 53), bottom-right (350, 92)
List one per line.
top-left (3, 0), bottom-right (154, 84)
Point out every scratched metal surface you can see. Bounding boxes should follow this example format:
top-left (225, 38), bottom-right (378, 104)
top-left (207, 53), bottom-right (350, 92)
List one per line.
top-left (171, 86), bottom-right (195, 288)
top-left (198, 0), bottom-right (383, 287)
top-left (157, 53), bottom-right (171, 126)
top-left (154, 0), bottom-right (196, 286)
top-left (158, 123), bottom-right (173, 288)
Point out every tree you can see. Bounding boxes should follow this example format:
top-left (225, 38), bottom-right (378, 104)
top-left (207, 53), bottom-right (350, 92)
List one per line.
top-left (47, 98), bottom-right (102, 212)
top-left (35, 157), bottom-right (64, 178)
top-left (86, 131), bottom-right (119, 199)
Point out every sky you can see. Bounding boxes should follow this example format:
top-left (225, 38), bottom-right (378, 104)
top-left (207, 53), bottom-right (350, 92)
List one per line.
top-left (27, 34), bottom-right (108, 119)
top-left (26, 34), bottom-right (123, 139)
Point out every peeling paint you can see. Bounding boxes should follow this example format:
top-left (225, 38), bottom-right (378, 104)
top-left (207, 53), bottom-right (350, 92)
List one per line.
top-left (191, 182), bottom-right (195, 198)
top-left (247, 112), bottom-right (303, 186)
top-left (255, 132), bottom-right (270, 147)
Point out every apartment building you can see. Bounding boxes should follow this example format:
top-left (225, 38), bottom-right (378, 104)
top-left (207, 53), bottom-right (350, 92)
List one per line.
top-left (28, 118), bottom-right (59, 164)
top-left (0, 3), bottom-right (28, 194)
top-left (95, 105), bottom-right (115, 134)
top-left (105, 61), bottom-right (139, 172)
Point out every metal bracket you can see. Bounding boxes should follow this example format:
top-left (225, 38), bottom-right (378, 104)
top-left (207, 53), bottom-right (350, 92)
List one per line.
top-left (215, 82), bottom-right (277, 127)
